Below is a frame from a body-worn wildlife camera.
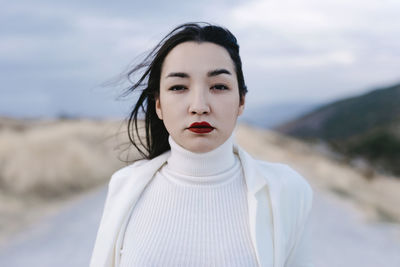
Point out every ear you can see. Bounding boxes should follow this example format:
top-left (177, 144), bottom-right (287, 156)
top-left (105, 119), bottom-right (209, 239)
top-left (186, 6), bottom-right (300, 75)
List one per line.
top-left (155, 97), bottom-right (163, 120)
top-left (238, 95), bottom-right (245, 116)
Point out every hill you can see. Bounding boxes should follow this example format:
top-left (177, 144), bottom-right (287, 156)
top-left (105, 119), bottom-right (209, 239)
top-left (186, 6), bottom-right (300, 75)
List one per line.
top-left (275, 83), bottom-right (400, 176)
top-left (239, 101), bottom-right (319, 129)
top-left (0, 118), bottom-right (399, 246)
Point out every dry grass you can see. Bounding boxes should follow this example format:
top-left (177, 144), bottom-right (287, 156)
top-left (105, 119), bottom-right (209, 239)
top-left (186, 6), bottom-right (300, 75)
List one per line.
top-left (0, 117), bottom-right (144, 242)
top-left (235, 123), bottom-right (400, 224)
top-left (0, 118), bottom-right (143, 197)
top-left (1, 117), bottom-right (399, 243)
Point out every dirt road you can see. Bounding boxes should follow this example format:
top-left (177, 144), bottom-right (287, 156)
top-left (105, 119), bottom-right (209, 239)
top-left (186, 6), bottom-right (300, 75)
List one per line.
top-left (0, 184), bottom-right (399, 267)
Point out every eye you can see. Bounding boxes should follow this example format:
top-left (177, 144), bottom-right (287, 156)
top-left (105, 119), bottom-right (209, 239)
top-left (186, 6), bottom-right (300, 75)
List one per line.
top-left (168, 85), bottom-right (187, 91)
top-left (211, 84), bottom-right (229, 90)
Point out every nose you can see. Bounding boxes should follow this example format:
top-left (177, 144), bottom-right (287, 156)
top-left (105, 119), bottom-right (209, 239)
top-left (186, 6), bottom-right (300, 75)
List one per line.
top-left (188, 87), bottom-right (210, 115)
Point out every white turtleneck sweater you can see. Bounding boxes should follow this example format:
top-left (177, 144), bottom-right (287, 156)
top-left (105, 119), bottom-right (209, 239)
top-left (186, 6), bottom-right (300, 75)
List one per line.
top-left (119, 134), bottom-right (259, 267)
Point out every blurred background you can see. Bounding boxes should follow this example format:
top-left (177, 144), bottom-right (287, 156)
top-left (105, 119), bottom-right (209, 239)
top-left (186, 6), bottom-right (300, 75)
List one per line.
top-left (0, 0), bottom-right (399, 266)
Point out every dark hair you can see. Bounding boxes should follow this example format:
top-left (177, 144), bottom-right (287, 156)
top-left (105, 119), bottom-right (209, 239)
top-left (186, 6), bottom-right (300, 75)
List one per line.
top-left (121, 22), bottom-right (247, 160)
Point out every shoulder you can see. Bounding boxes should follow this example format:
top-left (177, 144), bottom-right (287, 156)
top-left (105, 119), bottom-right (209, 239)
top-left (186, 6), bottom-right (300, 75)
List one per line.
top-left (110, 159), bottom-right (148, 182)
top-left (106, 158), bottom-right (149, 197)
top-left (258, 160), bottom-right (312, 194)
top-left (235, 144), bottom-right (313, 204)
top-left (255, 160), bottom-right (313, 213)
top-left (106, 149), bottom-right (171, 197)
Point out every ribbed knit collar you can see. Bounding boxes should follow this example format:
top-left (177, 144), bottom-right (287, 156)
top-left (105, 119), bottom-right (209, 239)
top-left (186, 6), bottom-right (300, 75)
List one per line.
top-left (165, 133), bottom-right (236, 177)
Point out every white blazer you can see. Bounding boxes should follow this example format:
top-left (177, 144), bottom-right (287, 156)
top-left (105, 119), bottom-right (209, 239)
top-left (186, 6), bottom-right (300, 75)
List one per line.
top-left (90, 142), bottom-right (314, 267)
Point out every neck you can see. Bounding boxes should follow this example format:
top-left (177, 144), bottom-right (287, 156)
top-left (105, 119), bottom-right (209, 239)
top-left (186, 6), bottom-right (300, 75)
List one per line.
top-left (166, 134), bottom-right (236, 177)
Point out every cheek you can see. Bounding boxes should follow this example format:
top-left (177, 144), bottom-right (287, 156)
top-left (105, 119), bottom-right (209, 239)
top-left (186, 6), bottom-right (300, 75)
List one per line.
top-left (215, 97), bottom-right (240, 119)
top-left (160, 97), bottom-right (183, 125)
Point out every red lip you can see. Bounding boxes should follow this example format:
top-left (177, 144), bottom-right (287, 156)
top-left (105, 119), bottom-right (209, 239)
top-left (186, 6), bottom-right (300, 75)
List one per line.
top-left (188, 121), bottom-right (214, 134)
top-left (189, 121), bottom-right (212, 128)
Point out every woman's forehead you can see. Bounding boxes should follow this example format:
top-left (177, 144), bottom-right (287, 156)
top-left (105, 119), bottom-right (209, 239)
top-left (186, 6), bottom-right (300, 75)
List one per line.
top-left (161, 41), bottom-right (236, 77)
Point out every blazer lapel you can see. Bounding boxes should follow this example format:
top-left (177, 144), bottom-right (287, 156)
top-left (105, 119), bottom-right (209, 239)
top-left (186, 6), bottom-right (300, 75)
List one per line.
top-left (94, 143), bottom-right (285, 267)
top-left (92, 151), bottom-right (170, 267)
top-left (235, 144), bottom-right (283, 267)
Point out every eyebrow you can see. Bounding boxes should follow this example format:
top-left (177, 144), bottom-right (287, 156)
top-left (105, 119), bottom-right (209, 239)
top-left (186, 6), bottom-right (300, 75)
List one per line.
top-left (165, 68), bottom-right (232, 79)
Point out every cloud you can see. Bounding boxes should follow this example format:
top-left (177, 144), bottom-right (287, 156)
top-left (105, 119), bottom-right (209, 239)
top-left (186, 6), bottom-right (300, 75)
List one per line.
top-left (1, 0), bottom-right (399, 117)
top-left (214, 0), bottom-right (400, 104)
top-left (248, 50), bottom-right (356, 69)
top-left (229, 0), bottom-right (400, 34)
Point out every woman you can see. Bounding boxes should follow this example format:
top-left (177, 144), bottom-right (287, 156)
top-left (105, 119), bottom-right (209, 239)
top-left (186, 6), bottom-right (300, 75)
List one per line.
top-left (90, 22), bottom-right (314, 267)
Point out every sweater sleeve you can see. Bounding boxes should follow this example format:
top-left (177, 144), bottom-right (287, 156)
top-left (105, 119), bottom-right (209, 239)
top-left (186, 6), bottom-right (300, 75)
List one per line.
top-left (284, 182), bottom-right (314, 267)
top-left (89, 160), bottom-right (148, 267)
top-left (89, 167), bottom-right (127, 267)
top-left (89, 179), bottom-right (116, 267)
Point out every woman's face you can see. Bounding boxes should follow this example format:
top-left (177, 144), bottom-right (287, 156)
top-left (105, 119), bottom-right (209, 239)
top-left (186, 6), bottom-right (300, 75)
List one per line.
top-left (156, 41), bottom-right (245, 153)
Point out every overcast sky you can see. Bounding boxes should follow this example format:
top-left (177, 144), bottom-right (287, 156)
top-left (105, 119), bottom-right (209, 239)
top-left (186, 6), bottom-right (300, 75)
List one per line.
top-left (1, 0), bottom-right (399, 118)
